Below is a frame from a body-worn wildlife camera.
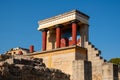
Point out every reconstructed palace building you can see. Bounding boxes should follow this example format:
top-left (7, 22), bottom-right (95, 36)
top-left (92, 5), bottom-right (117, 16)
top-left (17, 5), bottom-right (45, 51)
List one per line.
top-left (26, 10), bottom-right (119, 80)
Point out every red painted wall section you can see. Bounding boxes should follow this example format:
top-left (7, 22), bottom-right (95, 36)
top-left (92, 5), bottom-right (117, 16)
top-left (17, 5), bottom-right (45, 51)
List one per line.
top-left (18, 51), bottom-right (23, 55)
top-left (69, 40), bottom-right (73, 46)
top-left (60, 38), bottom-right (69, 47)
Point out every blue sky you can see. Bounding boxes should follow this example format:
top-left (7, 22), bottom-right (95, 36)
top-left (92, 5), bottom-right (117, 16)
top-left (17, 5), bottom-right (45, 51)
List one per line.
top-left (0, 0), bottom-right (120, 60)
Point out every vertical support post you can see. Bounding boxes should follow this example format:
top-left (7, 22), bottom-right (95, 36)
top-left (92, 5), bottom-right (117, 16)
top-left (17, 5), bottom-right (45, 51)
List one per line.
top-left (71, 20), bottom-right (79, 45)
top-left (80, 24), bottom-right (89, 47)
top-left (41, 29), bottom-right (48, 51)
top-left (30, 45), bottom-right (34, 53)
top-left (56, 24), bottom-right (62, 48)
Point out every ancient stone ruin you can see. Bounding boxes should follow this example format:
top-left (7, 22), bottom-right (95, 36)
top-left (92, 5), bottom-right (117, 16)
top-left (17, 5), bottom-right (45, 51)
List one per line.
top-left (3, 10), bottom-right (120, 80)
top-left (0, 54), bottom-right (70, 80)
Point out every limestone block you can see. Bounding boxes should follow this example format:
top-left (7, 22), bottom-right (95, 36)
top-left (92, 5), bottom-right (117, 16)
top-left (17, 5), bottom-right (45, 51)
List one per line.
top-left (102, 63), bottom-right (119, 80)
top-left (72, 60), bottom-right (92, 80)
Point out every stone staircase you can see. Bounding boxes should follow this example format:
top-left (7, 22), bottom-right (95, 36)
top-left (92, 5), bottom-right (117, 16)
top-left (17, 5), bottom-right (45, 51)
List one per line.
top-left (85, 41), bottom-right (106, 80)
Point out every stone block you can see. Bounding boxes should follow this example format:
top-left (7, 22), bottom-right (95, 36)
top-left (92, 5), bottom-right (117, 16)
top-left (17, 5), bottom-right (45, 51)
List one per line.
top-left (72, 60), bottom-right (92, 80)
top-left (102, 63), bottom-right (119, 80)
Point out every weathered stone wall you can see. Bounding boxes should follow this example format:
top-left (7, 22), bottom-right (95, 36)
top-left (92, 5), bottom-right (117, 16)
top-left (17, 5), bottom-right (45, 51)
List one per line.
top-left (31, 47), bottom-right (75, 77)
top-left (30, 46), bottom-right (86, 80)
top-left (72, 60), bottom-right (92, 80)
top-left (85, 42), bottom-right (119, 80)
top-left (85, 42), bottom-right (106, 80)
top-left (102, 63), bottom-right (114, 80)
top-left (0, 54), bottom-right (70, 80)
top-left (102, 63), bottom-right (119, 80)
top-left (47, 30), bottom-right (56, 50)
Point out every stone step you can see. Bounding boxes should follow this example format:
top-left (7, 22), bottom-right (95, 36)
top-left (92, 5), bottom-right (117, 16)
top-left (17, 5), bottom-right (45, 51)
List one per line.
top-left (91, 60), bottom-right (103, 65)
top-left (85, 42), bottom-right (101, 54)
top-left (87, 49), bottom-right (100, 56)
top-left (89, 56), bottom-right (104, 61)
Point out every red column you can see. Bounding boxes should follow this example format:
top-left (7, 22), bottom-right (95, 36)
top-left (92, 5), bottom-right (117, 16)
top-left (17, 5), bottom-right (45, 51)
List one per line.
top-left (30, 45), bottom-right (34, 53)
top-left (56, 25), bottom-right (61, 48)
top-left (71, 20), bottom-right (78, 45)
top-left (42, 29), bottom-right (47, 51)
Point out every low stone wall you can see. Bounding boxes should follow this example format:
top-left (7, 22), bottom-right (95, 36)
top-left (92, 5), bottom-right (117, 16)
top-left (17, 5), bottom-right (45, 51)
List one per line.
top-left (0, 54), bottom-right (70, 80)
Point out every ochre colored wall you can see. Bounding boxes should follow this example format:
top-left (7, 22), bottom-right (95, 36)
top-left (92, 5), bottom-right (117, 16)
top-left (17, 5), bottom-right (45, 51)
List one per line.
top-left (28, 46), bottom-right (87, 78)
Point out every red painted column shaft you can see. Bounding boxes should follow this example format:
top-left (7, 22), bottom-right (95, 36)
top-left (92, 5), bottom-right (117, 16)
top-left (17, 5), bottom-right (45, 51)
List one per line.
top-left (30, 45), bottom-right (34, 53)
top-left (72, 22), bottom-right (77, 45)
top-left (42, 29), bottom-right (47, 51)
top-left (56, 26), bottom-right (61, 48)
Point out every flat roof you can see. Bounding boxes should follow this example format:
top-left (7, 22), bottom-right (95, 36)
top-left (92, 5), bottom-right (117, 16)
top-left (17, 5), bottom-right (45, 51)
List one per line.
top-left (38, 10), bottom-right (89, 30)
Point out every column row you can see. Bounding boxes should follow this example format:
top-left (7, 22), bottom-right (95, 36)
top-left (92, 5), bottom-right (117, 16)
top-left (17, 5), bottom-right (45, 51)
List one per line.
top-left (41, 20), bottom-right (79, 51)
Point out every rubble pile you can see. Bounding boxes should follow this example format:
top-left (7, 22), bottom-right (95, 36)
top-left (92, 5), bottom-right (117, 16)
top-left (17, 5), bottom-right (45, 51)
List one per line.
top-left (0, 54), bottom-right (70, 80)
